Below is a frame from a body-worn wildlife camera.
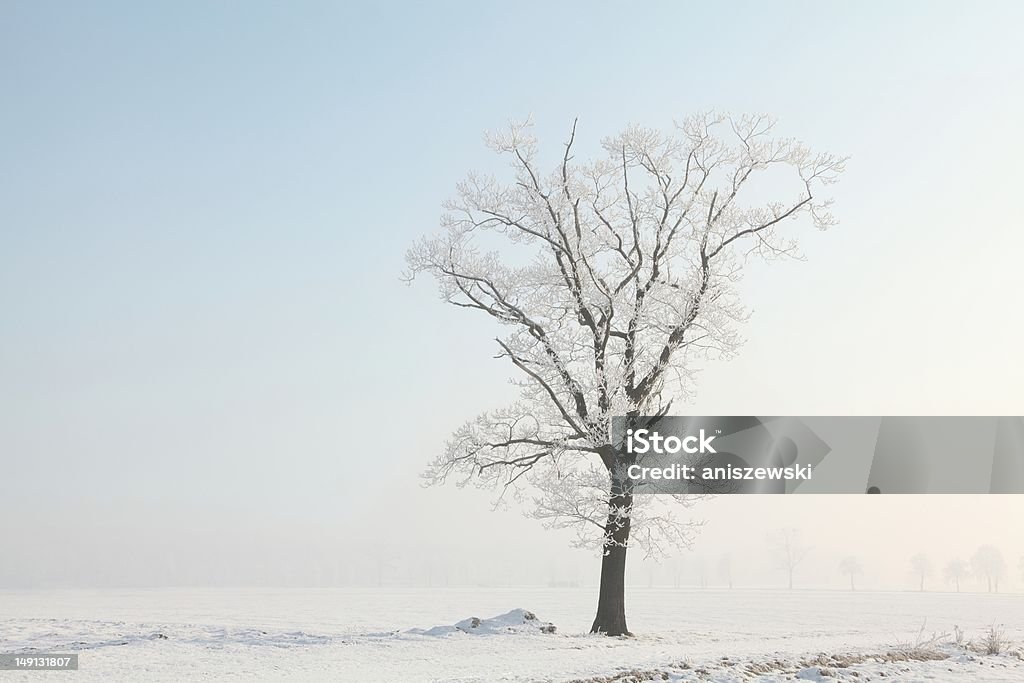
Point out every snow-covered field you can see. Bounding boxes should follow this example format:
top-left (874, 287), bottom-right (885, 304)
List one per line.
top-left (1, 587), bottom-right (1021, 681)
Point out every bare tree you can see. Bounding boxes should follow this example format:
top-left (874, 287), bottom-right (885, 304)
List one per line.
top-left (839, 556), bottom-right (863, 591)
top-left (910, 553), bottom-right (932, 592)
top-left (694, 555), bottom-right (709, 589)
top-left (371, 545), bottom-right (399, 587)
top-left (407, 114), bottom-right (845, 635)
top-left (768, 528), bottom-right (811, 590)
top-left (971, 545), bottom-right (1006, 593)
top-left (717, 552), bottom-right (734, 589)
top-left (670, 556), bottom-right (685, 588)
top-left (943, 558), bottom-right (968, 593)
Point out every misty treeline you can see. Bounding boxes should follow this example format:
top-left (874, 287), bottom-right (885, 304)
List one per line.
top-left (638, 534), bottom-right (1022, 594)
top-left (237, 540), bottom-right (1022, 593)
top-left (906, 545), bottom-right (1013, 594)
top-left (764, 532), bottom-right (1020, 594)
top-left (5, 535), bottom-right (1021, 592)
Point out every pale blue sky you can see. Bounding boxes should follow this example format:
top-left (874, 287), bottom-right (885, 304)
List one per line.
top-left (2, 2), bottom-right (1023, 587)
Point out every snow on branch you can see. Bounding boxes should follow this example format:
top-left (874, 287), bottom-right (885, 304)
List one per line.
top-left (407, 114), bottom-right (846, 554)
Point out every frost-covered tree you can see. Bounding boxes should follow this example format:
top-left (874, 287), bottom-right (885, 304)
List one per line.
top-left (769, 528), bottom-right (811, 590)
top-left (910, 553), bottom-right (932, 592)
top-left (839, 556), bottom-right (862, 591)
top-left (943, 558), bottom-right (968, 593)
top-left (406, 114), bottom-right (845, 635)
top-left (971, 545), bottom-right (1006, 593)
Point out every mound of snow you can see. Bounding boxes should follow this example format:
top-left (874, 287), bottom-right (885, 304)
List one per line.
top-left (408, 609), bottom-right (556, 636)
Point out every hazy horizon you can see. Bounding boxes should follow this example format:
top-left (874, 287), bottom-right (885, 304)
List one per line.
top-left (3, 1), bottom-right (1024, 595)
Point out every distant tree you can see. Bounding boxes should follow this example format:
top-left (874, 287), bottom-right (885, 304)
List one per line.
top-left (910, 553), bottom-right (932, 591)
top-left (408, 115), bottom-right (845, 635)
top-left (670, 556), bottom-right (685, 589)
top-left (769, 528), bottom-right (811, 590)
top-left (943, 558), bottom-right (969, 593)
top-left (839, 556), bottom-right (863, 591)
top-left (695, 556), bottom-right (709, 589)
top-left (971, 545), bottom-right (1006, 593)
top-left (717, 553), bottom-right (734, 589)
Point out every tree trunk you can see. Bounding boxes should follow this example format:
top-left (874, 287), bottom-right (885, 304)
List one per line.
top-left (591, 484), bottom-right (633, 636)
top-left (850, 575), bottom-right (855, 591)
top-left (591, 540), bottom-right (630, 635)
top-left (788, 569), bottom-right (793, 590)
top-left (955, 577), bottom-right (960, 593)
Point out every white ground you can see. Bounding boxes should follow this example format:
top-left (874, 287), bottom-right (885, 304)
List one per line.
top-left (1, 587), bottom-right (1021, 681)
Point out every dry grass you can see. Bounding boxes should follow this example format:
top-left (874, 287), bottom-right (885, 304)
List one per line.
top-left (566, 619), bottom-right (1021, 683)
top-left (977, 623), bottom-right (1009, 655)
top-left (566, 646), bottom-right (951, 682)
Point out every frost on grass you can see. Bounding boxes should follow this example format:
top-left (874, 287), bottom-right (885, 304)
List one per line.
top-left (567, 620), bottom-right (1024, 683)
top-left (406, 608), bottom-right (556, 636)
top-left (978, 623), bottom-right (1009, 655)
top-left (567, 645), bottom-right (1021, 683)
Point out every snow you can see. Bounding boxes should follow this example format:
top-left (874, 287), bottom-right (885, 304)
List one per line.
top-left (0, 587), bottom-right (1021, 681)
top-left (406, 608), bottom-right (556, 636)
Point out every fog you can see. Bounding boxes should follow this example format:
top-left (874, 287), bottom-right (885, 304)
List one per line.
top-left (3, 488), bottom-right (1022, 594)
top-left (3, 3), bottom-right (1023, 595)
